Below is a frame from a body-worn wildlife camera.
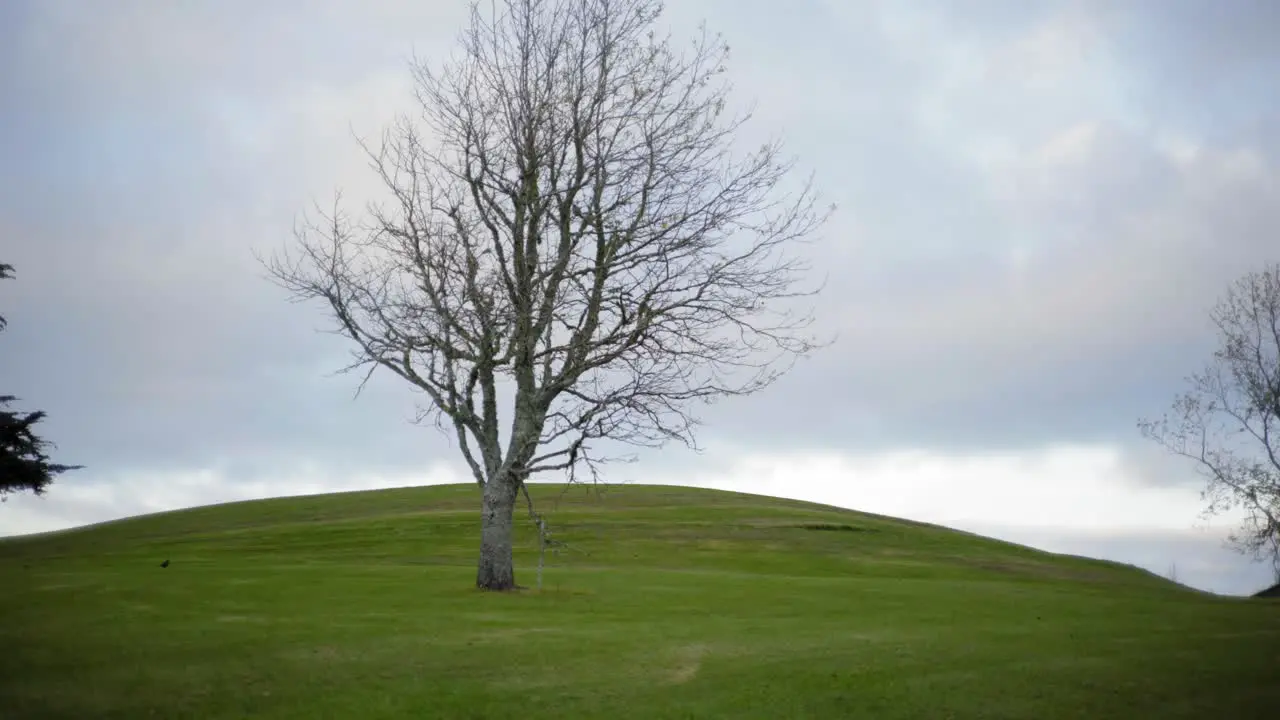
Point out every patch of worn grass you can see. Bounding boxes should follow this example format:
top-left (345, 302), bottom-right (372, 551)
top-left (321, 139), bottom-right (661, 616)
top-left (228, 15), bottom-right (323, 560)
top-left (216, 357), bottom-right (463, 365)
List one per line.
top-left (1, 483), bottom-right (1277, 719)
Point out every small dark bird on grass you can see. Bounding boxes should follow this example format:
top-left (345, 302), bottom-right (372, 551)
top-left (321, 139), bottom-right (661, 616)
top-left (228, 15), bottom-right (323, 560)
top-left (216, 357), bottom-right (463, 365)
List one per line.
top-left (160, 559), bottom-right (169, 568)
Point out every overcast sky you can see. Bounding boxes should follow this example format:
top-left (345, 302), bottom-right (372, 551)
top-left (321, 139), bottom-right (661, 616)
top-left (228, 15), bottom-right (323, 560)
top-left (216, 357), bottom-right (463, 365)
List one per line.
top-left (3, 0), bottom-right (1278, 596)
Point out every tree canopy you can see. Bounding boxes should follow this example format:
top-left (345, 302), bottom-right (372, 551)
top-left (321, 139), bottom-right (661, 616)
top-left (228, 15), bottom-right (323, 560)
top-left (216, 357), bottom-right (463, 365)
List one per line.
top-left (1140, 262), bottom-right (1280, 583)
top-left (265, 0), bottom-right (827, 589)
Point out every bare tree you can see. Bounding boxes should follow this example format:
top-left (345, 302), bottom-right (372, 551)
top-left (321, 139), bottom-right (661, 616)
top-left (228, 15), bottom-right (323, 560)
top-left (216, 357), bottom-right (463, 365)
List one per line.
top-left (264, 0), bottom-right (828, 590)
top-left (1139, 263), bottom-right (1280, 583)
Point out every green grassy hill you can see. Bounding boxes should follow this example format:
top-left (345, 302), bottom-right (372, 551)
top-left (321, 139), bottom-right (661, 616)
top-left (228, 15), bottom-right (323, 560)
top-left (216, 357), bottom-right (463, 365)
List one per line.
top-left (2, 483), bottom-right (1277, 719)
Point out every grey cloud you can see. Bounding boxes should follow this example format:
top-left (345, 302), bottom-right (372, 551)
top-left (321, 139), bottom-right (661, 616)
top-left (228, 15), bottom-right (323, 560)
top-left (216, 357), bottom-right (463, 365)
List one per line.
top-left (2, 3), bottom-right (470, 485)
top-left (2, 0), bottom-right (1279, 522)
top-left (697, 133), bottom-right (1278, 455)
top-left (680, 1), bottom-right (1280, 455)
top-left (1092, 0), bottom-right (1280, 128)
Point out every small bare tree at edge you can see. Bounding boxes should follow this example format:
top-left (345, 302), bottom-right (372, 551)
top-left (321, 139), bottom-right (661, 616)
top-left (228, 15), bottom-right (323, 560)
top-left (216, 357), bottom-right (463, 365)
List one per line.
top-left (1139, 263), bottom-right (1280, 584)
top-left (264, 0), bottom-right (829, 591)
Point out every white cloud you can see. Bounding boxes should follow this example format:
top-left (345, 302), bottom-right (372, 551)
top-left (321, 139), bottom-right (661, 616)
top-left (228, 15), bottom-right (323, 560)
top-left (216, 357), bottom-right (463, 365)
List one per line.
top-left (640, 442), bottom-right (1222, 534)
top-left (0, 462), bottom-right (466, 537)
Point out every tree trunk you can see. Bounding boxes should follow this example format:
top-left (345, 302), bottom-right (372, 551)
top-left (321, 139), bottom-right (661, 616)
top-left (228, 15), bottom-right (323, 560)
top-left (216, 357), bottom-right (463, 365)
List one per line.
top-left (476, 477), bottom-right (519, 591)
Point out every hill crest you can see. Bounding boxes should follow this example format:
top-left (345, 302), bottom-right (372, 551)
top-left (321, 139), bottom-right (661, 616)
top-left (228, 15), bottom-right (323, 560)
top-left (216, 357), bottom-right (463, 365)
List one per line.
top-left (0, 483), bottom-right (1195, 595)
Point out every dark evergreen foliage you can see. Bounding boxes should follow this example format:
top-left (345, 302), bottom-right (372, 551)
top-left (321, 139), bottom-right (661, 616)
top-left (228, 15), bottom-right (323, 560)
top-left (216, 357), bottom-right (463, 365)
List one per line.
top-left (1, 263), bottom-right (82, 499)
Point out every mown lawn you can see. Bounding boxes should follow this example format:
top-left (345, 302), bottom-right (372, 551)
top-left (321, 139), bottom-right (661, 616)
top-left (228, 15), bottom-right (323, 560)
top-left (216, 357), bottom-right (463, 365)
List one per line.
top-left (1, 483), bottom-right (1277, 719)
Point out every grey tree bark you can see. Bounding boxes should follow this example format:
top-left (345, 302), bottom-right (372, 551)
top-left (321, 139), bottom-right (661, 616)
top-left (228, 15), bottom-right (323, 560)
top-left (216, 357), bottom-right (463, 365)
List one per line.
top-left (478, 474), bottom-right (520, 589)
top-left (262, 0), bottom-right (829, 591)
